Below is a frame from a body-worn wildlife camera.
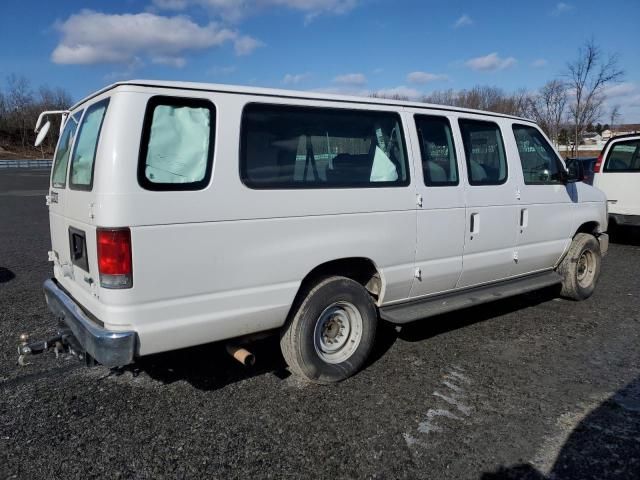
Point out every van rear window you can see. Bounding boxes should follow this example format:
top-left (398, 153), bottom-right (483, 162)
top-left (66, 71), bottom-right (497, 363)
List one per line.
top-left (51, 111), bottom-right (82, 188)
top-left (604, 140), bottom-right (640, 172)
top-left (138, 96), bottom-right (215, 191)
top-left (240, 104), bottom-right (409, 189)
top-left (70, 98), bottom-right (109, 190)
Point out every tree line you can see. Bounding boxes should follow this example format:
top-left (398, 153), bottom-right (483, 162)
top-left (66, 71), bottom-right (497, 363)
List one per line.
top-left (378, 39), bottom-right (625, 151)
top-left (0, 74), bottom-right (72, 156)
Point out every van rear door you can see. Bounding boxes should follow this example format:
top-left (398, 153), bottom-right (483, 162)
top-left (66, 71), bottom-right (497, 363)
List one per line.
top-left (50, 98), bottom-right (110, 299)
top-left (597, 138), bottom-right (640, 216)
top-left (49, 110), bottom-right (82, 284)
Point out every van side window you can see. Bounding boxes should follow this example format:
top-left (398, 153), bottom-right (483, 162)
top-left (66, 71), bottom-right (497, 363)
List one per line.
top-left (70, 99), bottom-right (110, 190)
top-left (459, 119), bottom-right (508, 186)
top-left (415, 115), bottom-right (458, 186)
top-left (51, 111), bottom-right (82, 188)
top-left (138, 96), bottom-right (215, 191)
top-left (240, 104), bottom-right (409, 189)
top-left (604, 140), bottom-right (640, 172)
top-left (512, 124), bottom-right (563, 185)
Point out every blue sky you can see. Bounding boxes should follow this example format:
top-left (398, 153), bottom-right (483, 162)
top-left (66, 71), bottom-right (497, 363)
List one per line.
top-left (2, 0), bottom-right (639, 121)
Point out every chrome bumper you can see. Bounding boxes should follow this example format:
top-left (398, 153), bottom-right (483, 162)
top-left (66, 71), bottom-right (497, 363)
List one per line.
top-left (43, 279), bottom-right (136, 367)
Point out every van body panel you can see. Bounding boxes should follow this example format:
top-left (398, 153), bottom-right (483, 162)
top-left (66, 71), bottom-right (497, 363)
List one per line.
top-left (454, 115), bottom-right (520, 288)
top-left (405, 110), bottom-right (466, 298)
top-left (42, 81), bottom-right (609, 363)
top-left (505, 124), bottom-right (576, 274)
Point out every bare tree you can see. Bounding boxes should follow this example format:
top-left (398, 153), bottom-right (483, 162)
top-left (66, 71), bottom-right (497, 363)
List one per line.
top-left (609, 104), bottom-right (621, 132)
top-left (5, 74), bottom-right (34, 148)
top-left (528, 80), bottom-right (568, 145)
top-left (565, 39), bottom-right (624, 151)
top-left (422, 86), bottom-right (531, 117)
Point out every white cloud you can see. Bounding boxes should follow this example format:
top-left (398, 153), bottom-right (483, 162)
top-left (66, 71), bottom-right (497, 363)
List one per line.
top-left (531, 58), bottom-right (548, 68)
top-left (51, 10), bottom-right (261, 66)
top-left (407, 71), bottom-right (447, 84)
top-left (152, 0), bottom-right (358, 22)
top-left (465, 52), bottom-right (516, 72)
top-left (152, 56), bottom-right (187, 68)
top-left (233, 35), bottom-right (263, 55)
top-left (333, 73), bottom-right (367, 86)
top-left (372, 86), bottom-right (422, 99)
top-left (283, 73), bottom-right (311, 85)
top-left (602, 82), bottom-right (637, 98)
top-left (453, 14), bottom-right (472, 28)
top-left (551, 2), bottom-right (573, 16)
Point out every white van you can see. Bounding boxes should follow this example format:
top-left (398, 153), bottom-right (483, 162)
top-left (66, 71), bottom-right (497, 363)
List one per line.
top-left (592, 134), bottom-right (640, 229)
top-left (37, 80), bottom-right (608, 383)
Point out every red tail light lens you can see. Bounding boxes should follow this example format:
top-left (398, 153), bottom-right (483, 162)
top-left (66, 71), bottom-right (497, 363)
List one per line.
top-left (593, 154), bottom-right (603, 173)
top-left (97, 228), bottom-right (132, 289)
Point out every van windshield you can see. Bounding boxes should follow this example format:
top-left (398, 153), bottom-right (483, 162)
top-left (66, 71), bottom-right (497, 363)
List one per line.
top-left (51, 111), bottom-right (83, 188)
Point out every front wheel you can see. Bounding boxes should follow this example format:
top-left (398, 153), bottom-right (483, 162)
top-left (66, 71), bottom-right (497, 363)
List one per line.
top-left (557, 233), bottom-right (602, 300)
top-left (280, 276), bottom-right (378, 384)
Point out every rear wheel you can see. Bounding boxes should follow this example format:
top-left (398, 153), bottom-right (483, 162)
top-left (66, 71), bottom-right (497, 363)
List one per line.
top-left (280, 276), bottom-right (377, 384)
top-left (557, 233), bottom-right (601, 300)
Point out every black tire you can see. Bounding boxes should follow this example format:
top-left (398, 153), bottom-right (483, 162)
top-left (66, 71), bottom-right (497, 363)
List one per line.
top-left (280, 276), bottom-right (378, 384)
top-left (557, 233), bottom-right (601, 300)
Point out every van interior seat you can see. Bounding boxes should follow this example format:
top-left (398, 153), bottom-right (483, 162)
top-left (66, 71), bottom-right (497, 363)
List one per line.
top-left (425, 160), bottom-right (447, 183)
top-left (327, 153), bottom-right (374, 183)
top-left (469, 159), bottom-right (487, 181)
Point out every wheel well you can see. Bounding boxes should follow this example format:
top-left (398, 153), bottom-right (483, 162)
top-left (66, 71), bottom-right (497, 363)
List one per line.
top-left (297, 258), bottom-right (382, 303)
top-left (575, 221), bottom-right (600, 237)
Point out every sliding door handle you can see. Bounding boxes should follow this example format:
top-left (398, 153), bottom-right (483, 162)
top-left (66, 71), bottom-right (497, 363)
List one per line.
top-left (520, 208), bottom-right (528, 229)
top-left (470, 213), bottom-right (480, 234)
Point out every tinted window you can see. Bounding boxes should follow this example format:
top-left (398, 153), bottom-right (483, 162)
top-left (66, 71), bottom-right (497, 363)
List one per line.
top-left (138, 96), bottom-right (215, 191)
top-left (70, 99), bottom-right (109, 190)
top-left (241, 104), bottom-right (409, 189)
top-left (459, 119), bottom-right (507, 186)
top-left (415, 115), bottom-right (458, 186)
top-left (51, 111), bottom-right (82, 188)
top-left (604, 140), bottom-right (640, 172)
top-left (512, 124), bottom-right (563, 185)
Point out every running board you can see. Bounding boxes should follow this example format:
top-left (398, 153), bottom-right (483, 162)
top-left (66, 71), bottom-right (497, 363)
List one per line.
top-left (380, 271), bottom-right (562, 324)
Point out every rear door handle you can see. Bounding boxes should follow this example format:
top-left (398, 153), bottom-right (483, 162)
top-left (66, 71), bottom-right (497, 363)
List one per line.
top-left (470, 213), bottom-right (480, 234)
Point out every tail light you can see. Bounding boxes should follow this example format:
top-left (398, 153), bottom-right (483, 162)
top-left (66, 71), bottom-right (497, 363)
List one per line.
top-left (593, 154), bottom-right (603, 173)
top-left (97, 228), bottom-right (132, 289)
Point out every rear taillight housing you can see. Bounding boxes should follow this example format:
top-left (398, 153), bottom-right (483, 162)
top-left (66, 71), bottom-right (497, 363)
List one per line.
top-left (593, 154), bottom-right (603, 173)
top-left (97, 228), bottom-right (132, 289)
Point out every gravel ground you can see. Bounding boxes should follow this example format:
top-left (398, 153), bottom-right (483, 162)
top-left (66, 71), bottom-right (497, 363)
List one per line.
top-left (1, 169), bottom-right (639, 480)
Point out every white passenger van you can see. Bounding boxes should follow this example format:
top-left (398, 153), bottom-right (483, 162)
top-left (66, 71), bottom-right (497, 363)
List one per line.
top-left (37, 80), bottom-right (608, 383)
top-left (592, 134), bottom-right (640, 229)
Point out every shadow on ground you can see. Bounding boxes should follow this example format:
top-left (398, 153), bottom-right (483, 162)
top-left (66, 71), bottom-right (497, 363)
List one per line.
top-left (118, 286), bottom-right (561, 392)
top-left (0, 267), bottom-right (15, 284)
top-left (481, 376), bottom-right (640, 480)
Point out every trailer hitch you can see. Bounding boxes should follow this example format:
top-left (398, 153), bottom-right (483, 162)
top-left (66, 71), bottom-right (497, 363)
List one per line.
top-left (17, 330), bottom-right (95, 366)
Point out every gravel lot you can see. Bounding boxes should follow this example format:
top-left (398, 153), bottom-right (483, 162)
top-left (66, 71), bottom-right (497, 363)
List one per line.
top-left (1, 169), bottom-right (639, 480)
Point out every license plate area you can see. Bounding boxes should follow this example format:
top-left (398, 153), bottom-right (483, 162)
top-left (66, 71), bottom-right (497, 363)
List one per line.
top-left (68, 227), bottom-right (89, 272)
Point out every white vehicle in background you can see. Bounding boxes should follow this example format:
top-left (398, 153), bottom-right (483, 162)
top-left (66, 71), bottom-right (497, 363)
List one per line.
top-left (28, 80), bottom-right (609, 384)
top-left (593, 134), bottom-right (640, 229)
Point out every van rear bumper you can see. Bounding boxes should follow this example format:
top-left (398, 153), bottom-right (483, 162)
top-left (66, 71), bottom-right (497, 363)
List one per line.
top-left (610, 213), bottom-right (640, 227)
top-left (43, 279), bottom-right (136, 367)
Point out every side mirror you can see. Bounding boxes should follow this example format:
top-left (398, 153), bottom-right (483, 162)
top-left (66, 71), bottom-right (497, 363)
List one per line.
top-left (564, 158), bottom-right (584, 183)
top-left (34, 120), bottom-right (51, 147)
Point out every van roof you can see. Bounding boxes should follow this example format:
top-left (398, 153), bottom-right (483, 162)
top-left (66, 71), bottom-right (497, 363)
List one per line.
top-left (72, 79), bottom-right (535, 123)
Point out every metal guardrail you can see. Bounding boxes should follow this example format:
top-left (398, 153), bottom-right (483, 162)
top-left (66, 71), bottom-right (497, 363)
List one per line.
top-left (0, 159), bottom-right (52, 169)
